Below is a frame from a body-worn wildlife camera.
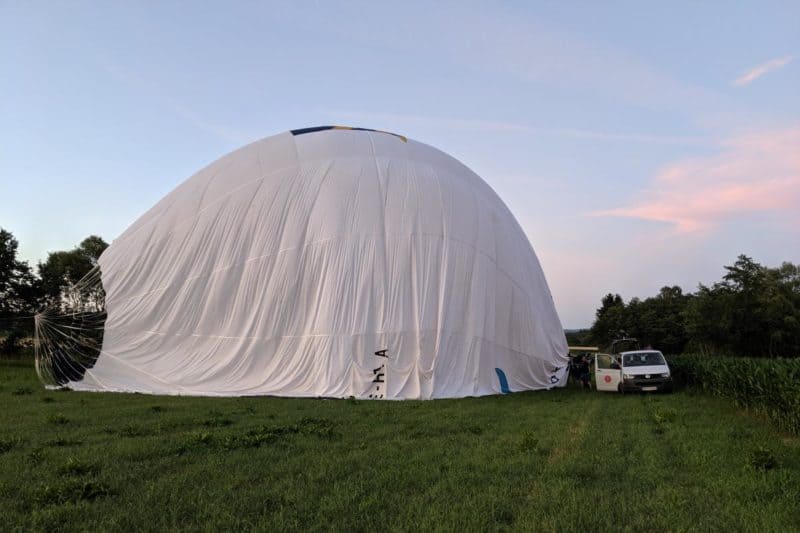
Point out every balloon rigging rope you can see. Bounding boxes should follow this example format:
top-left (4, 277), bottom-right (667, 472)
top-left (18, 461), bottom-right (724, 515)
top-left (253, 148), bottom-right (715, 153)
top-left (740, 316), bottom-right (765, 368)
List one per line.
top-left (34, 265), bottom-right (108, 388)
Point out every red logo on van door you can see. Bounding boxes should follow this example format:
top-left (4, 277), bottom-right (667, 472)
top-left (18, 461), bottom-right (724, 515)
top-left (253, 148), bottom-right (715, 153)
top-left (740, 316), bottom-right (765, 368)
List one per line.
top-left (604, 375), bottom-right (612, 383)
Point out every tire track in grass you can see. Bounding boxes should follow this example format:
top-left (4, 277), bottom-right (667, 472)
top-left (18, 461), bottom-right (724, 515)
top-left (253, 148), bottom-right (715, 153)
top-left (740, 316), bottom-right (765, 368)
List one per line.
top-left (614, 396), bottom-right (680, 529)
top-left (526, 398), bottom-right (599, 501)
top-left (546, 401), bottom-right (596, 465)
top-left (513, 396), bottom-right (605, 531)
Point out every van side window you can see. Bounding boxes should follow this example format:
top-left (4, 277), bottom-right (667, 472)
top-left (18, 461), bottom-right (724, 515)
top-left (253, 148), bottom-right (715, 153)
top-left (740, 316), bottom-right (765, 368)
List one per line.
top-left (597, 354), bottom-right (614, 369)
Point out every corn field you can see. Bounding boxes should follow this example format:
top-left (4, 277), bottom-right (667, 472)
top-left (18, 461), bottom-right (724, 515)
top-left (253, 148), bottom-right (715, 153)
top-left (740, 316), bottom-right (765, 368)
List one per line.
top-left (668, 354), bottom-right (800, 435)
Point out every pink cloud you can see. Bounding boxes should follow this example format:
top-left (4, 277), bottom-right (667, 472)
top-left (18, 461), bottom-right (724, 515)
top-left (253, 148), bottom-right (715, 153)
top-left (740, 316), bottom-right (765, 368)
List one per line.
top-left (596, 128), bottom-right (800, 233)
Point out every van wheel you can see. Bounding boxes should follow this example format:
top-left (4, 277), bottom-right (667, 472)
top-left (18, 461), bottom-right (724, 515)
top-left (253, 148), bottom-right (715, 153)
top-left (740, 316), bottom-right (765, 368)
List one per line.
top-left (618, 384), bottom-right (624, 395)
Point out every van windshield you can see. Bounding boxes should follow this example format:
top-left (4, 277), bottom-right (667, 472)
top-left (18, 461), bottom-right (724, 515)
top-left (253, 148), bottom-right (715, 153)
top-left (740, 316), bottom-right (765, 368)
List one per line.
top-left (622, 352), bottom-right (666, 367)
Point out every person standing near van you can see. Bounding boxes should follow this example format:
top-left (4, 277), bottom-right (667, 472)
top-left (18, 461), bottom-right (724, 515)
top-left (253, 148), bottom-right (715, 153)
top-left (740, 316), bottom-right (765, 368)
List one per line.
top-left (579, 354), bottom-right (591, 390)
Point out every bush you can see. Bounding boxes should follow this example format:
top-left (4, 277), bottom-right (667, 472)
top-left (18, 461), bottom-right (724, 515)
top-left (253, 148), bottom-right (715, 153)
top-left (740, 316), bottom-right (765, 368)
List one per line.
top-left (667, 354), bottom-right (800, 434)
top-left (0, 330), bottom-right (24, 354)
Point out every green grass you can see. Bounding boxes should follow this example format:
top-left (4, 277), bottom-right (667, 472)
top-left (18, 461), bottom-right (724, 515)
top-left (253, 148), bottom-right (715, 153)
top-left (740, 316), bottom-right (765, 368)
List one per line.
top-left (1, 359), bottom-right (799, 531)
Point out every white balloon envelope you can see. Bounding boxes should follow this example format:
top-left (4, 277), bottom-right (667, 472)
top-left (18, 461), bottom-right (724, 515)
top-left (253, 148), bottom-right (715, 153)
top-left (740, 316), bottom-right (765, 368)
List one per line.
top-left (37, 127), bottom-right (569, 398)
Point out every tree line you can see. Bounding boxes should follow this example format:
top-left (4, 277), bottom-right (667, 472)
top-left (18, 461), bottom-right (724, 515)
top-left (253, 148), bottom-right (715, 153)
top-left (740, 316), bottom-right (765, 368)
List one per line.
top-left (571, 255), bottom-right (800, 358)
top-left (0, 227), bottom-right (108, 353)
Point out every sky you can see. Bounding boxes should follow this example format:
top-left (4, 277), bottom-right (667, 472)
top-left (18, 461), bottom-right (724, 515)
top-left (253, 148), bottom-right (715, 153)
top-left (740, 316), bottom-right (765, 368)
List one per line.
top-left (1, 1), bottom-right (798, 328)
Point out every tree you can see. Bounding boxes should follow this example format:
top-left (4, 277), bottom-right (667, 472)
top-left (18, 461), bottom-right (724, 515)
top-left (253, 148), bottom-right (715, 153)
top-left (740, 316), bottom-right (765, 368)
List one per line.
top-left (682, 256), bottom-right (799, 357)
top-left (636, 286), bottom-right (689, 354)
top-left (588, 287), bottom-right (690, 354)
top-left (77, 235), bottom-right (108, 265)
top-left (565, 329), bottom-right (592, 347)
top-left (590, 293), bottom-right (627, 348)
top-left (588, 255), bottom-right (800, 357)
top-left (0, 228), bottom-right (38, 353)
top-left (685, 256), bottom-right (799, 356)
top-left (38, 235), bottom-right (108, 311)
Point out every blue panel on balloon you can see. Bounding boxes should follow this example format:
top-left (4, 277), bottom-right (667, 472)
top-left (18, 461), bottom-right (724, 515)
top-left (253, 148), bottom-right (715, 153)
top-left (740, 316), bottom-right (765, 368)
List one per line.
top-left (495, 368), bottom-right (511, 394)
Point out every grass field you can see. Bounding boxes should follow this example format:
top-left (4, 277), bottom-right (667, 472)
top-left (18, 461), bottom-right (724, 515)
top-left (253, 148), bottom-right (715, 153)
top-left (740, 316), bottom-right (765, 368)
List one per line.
top-left (1, 359), bottom-right (799, 531)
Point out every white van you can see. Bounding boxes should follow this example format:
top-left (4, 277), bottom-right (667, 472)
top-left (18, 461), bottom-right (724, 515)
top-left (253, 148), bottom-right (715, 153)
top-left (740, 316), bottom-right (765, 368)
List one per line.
top-left (594, 350), bottom-right (673, 393)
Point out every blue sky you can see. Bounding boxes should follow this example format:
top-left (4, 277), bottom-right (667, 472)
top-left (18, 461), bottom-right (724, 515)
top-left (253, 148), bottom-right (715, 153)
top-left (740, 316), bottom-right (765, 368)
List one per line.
top-left (2, 1), bottom-right (798, 327)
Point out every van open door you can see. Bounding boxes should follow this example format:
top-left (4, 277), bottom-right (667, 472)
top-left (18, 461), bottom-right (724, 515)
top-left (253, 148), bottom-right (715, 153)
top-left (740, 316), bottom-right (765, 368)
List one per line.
top-left (595, 353), bottom-right (621, 392)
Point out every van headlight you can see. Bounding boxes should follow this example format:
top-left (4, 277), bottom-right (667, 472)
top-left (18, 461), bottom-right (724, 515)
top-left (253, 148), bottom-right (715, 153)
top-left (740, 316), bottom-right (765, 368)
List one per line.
top-left (623, 373), bottom-right (635, 380)
top-left (661, 372), bottom-right (671, 378)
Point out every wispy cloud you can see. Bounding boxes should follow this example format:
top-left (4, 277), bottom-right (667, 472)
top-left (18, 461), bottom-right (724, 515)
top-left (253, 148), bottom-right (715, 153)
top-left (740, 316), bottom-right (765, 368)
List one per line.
top-left (595, 128), bottom-right (800, 233)
top-left (103, 62), bottom-right (256, 144)
top-left (323, 109), bottom-right (710, 147)
top-left (281, 1), bottom-right (730, 115)
top-left (734, 56), bottom-right (792, 86)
